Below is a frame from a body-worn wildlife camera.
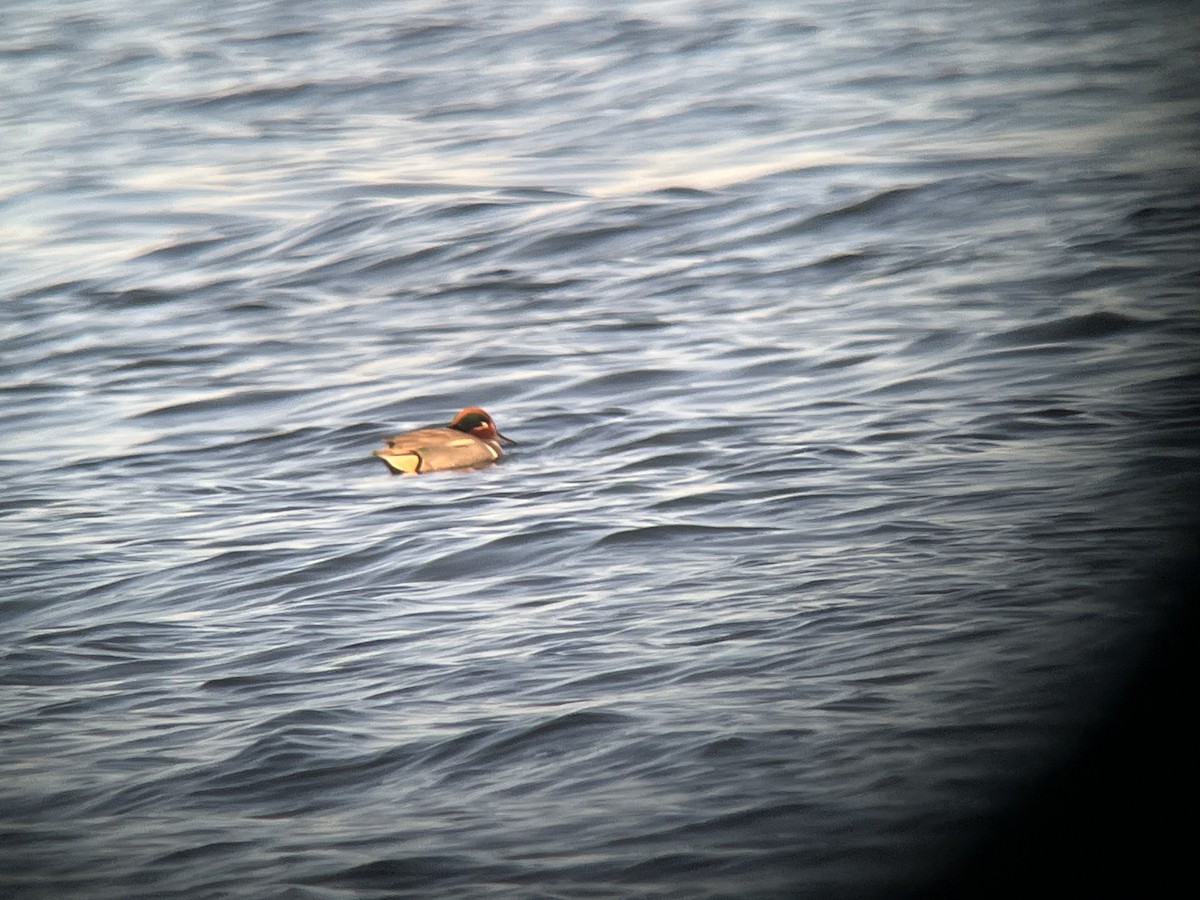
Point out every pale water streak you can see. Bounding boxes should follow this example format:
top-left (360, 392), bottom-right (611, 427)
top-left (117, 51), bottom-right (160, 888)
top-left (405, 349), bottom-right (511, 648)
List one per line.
top-left (2, 1), bottom-right (1199, 898)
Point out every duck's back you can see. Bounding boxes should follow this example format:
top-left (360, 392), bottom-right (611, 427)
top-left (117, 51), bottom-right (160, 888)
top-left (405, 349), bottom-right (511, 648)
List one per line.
top-left (373, 427), bottom-right (499, 474)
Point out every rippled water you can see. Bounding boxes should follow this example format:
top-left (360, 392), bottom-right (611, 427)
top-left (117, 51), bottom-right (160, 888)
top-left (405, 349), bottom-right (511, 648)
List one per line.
top-left (3, 1), bottom-right (1199, 897)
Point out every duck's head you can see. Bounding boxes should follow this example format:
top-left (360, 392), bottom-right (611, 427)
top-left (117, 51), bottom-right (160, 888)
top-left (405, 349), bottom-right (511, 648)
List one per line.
top-left (449, 407), bottom-right (517, 445)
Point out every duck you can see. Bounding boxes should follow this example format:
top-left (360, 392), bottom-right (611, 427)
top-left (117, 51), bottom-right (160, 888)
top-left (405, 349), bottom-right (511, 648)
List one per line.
top-left (373, 407), bottom-right (516, 474)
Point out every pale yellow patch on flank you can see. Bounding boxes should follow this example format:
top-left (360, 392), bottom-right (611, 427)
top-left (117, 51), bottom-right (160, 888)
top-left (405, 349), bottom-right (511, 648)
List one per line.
top-left (374, 450), bottom-right (421, 474)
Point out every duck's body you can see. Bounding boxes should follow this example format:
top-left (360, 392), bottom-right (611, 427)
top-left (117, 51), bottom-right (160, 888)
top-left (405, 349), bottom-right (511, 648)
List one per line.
top-left (373, 407), bottom-right (514, 474)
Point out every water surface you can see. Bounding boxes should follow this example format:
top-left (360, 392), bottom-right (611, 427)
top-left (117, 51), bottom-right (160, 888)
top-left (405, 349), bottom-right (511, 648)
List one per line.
top-left (2, 1), bottom-right (1199, 897)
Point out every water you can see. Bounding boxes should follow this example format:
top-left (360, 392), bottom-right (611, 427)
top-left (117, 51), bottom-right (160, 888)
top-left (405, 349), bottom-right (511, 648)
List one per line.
top-left (2, 1), bottom-right (1199, 897)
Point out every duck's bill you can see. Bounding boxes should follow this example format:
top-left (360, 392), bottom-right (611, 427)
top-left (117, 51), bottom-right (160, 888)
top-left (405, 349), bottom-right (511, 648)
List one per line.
top-left (497, 432), bottom-right (518, 445)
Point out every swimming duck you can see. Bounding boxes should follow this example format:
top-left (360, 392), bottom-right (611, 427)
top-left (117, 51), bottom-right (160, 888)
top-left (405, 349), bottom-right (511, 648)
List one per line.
top-left (373, 407), bottom-right (515, 474)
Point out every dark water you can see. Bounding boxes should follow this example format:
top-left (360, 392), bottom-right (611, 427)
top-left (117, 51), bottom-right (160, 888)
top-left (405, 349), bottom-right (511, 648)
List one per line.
top-left (3, 0), bottom-right (1199, 897)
